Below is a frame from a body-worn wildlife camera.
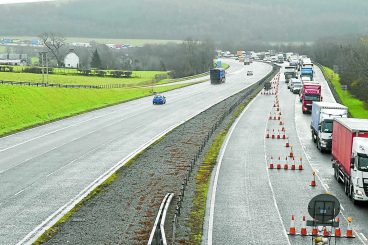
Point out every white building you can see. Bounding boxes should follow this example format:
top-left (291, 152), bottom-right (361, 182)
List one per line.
top-left (64, 50), bottom-right (79, 68)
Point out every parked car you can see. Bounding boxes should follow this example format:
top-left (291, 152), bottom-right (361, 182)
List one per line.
top-left (247, 71), bottom-right (253, 76)
top-left (153, 94), bottom-right (166, 105)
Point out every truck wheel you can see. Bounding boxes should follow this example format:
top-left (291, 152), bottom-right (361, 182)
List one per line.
top-left (334, 167), bottom-right (340, 183)
top-left (344, 179), bottom-right (349, 195)
top-left (312, 132), bottom-right (316, 143)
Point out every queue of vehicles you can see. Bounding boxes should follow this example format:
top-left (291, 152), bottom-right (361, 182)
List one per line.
top-left (282, 57), bottom-right (368, 204)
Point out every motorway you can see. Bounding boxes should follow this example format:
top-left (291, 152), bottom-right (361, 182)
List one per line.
top-left (0, 59), bottom-right (272, 244)
top-left (205, 63), bottom-right (368, 244)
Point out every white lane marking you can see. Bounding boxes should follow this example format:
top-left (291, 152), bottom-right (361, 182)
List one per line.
top-left (264, 116), bottom-right (292, 245)
top-left (207, 91), bottom-right (261, 245)
top-left (14, 189), bottom-right (25, 196)
top-left (340, 205), bottom-right (344, 211)
top-left (361, 233), bottom-right (368, 241)
top-left (293, 96), bottom-right (366, 245)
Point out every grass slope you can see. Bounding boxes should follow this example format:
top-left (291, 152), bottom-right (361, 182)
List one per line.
top-left (0, 83), bottom-right (192, 136)
top-left (322, 66), bottom-right (368, 118)
top-left (0, 70), bottom-right (168, 86)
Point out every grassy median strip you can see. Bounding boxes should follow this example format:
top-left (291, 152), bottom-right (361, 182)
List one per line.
top-left (0, 82), bottom-right (197, 137)
top-left (321, 66), bottom-right (368, 118)
top-left (189, 96), bottom-right (253, 244)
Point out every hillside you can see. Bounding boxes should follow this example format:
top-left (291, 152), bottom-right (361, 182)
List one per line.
top-left (0, 0), bottom-right (368, 42)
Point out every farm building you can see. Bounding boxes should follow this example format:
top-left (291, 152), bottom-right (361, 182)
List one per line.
top-left (0, 54), bottom-right (28, 65)
top-left (64, 50), bottom-right (79, 68)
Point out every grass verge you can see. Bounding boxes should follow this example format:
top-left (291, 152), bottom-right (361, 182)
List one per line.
top-left (321, 66), bottom-right (368, 118)
top-left (0, 70), bottom-right (169, 86)
top-left (189, 94), bottom-right (255, 244)
top-left (0, 82), bottom-right (197, 137)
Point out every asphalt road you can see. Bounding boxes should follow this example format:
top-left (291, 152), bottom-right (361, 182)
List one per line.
top-left (206, 63), bottom-right (367, 245)
top-left (0, 59), bottom-right (272, 245)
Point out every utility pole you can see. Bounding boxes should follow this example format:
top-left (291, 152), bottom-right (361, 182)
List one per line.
top-left (39, 52), bottom-right (48, 84)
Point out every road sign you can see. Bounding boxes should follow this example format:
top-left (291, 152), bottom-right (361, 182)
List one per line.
top-left (307, 194), bottom-right (340, 226)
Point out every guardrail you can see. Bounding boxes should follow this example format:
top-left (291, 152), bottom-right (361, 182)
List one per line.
top-left (148, 193), bottom-right (174, 245)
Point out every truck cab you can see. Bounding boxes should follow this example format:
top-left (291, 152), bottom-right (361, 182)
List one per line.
top-left (346, 137), bottom-right (368, 203)
top-left (299, 82), bottom-right (322, 113)
top-left (311, 102), bottom-right (347, 151)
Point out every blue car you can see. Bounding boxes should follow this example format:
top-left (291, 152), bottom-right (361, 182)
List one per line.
top-left (153, 94), bottom-right (166, 105)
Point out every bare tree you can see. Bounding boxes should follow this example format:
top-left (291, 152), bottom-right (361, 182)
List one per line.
top-left (39, 32), bottom-right (66, 67)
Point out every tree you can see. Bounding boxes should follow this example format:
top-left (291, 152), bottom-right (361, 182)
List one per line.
top-left (90, 49), bottom-right (102, 69)
top-left (39, 32), bottom-right (66, 67)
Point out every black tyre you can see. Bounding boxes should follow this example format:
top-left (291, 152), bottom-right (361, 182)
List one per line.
top-left (334, 167), bottom-right (340, 183)
top-left (344, 179), bottom-right (349, 195)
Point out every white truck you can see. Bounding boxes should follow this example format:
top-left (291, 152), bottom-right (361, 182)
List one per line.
top-left (332, 118), bottom-right (368, 204)
top-left (311, 102), bottom-right (348, 152)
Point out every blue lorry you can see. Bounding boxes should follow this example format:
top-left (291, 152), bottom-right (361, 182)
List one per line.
top-left (300, 67), bottom-right (313, 80)
top-left (210, 68), bottom-right (226, 84)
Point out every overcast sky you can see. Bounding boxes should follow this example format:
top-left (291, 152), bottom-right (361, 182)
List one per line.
top-left (0, 0), bottom-right (55, 4)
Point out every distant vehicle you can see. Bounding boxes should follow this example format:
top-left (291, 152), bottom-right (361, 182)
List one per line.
top-left (300, 67), bottom-right (314, 80)
top-left (290, 79), bottom-right (302, 93)
top-left (284, 66), bottom-right (297, 83)
top-left (311, 102), bottom-right (348, 152)
top-left (153, 94), bottom-right (166, 105)
top-left (210, 68), bottom-right (226, 84)
top-left (300, 82), bottom-right (322, 113)
top-left (247, 71), bottom-right (253, 76)
top-left (301, 76), bottom-right (311, 84)
top-left (244, 58), bottom-right (251, 65)
top-left (332, 118), bottom-right (368, 204)
top-left (271, 56), bottom-right (277, 62)
top-left (277, 54), bottom-right (284, 63)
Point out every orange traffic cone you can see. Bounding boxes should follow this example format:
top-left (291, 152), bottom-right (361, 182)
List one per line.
top-left (346, 217), bottom-right (353, 238)
top-left (284, 157), bottom-right (289, 170)
top-left (334, 217), bottom-right (341, 237)
top-left (298, 157), bottom-right (303, 170)
top-left (289, 146), bottom-right (294, 158)
top-left (269, 156), bottom-right (274, 169)
top-left (289, 215), bottom-right (296, 235)
top-left (312, 226), bottom-right (318, 236)
top-left (323, 226), bottom-right (330, 237)
top-left (277, 157), bottom-right (281, 169)
top-left (277, 130), bottom-right (281, 139)
top-left (300, 216), bottom-right (307, 236)
top-left (291, 157), bottom-right (296, 170)
top-left (285, 138), bottom-right (290, 148)
top-left (282, 132), bottom-right (286, 139)
top-left (266, 130), bottom-right (270, 139)
top-left (272, 129), bottom-right (275, 139)
top-left (310, 171), bottom-right (316, 187)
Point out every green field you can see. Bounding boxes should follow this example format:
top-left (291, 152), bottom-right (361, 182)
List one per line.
top-left (0, 70), bottom-right (169, 86)
top-left (322, 66), bottom-right (368, 118)
top-left (0, 82), bottom-right (195, 136)
top-left (4, 36), bottom-right (182, 46)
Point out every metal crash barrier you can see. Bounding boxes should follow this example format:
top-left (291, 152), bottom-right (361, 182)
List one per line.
top-left (147, 193), bottom-right (174, 245)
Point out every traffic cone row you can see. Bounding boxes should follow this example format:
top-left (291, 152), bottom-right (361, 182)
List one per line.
top-left (287, 215), bottom-right (354, 237)
top-left (268, 156), bottom-right (303, 171)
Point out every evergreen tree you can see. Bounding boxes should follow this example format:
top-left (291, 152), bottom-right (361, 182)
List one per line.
top-left (90, 49), bottom-right (102, 69)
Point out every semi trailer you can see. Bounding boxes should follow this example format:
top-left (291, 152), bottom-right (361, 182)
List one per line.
top-left (332, 118), bottom-right (368, 204)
